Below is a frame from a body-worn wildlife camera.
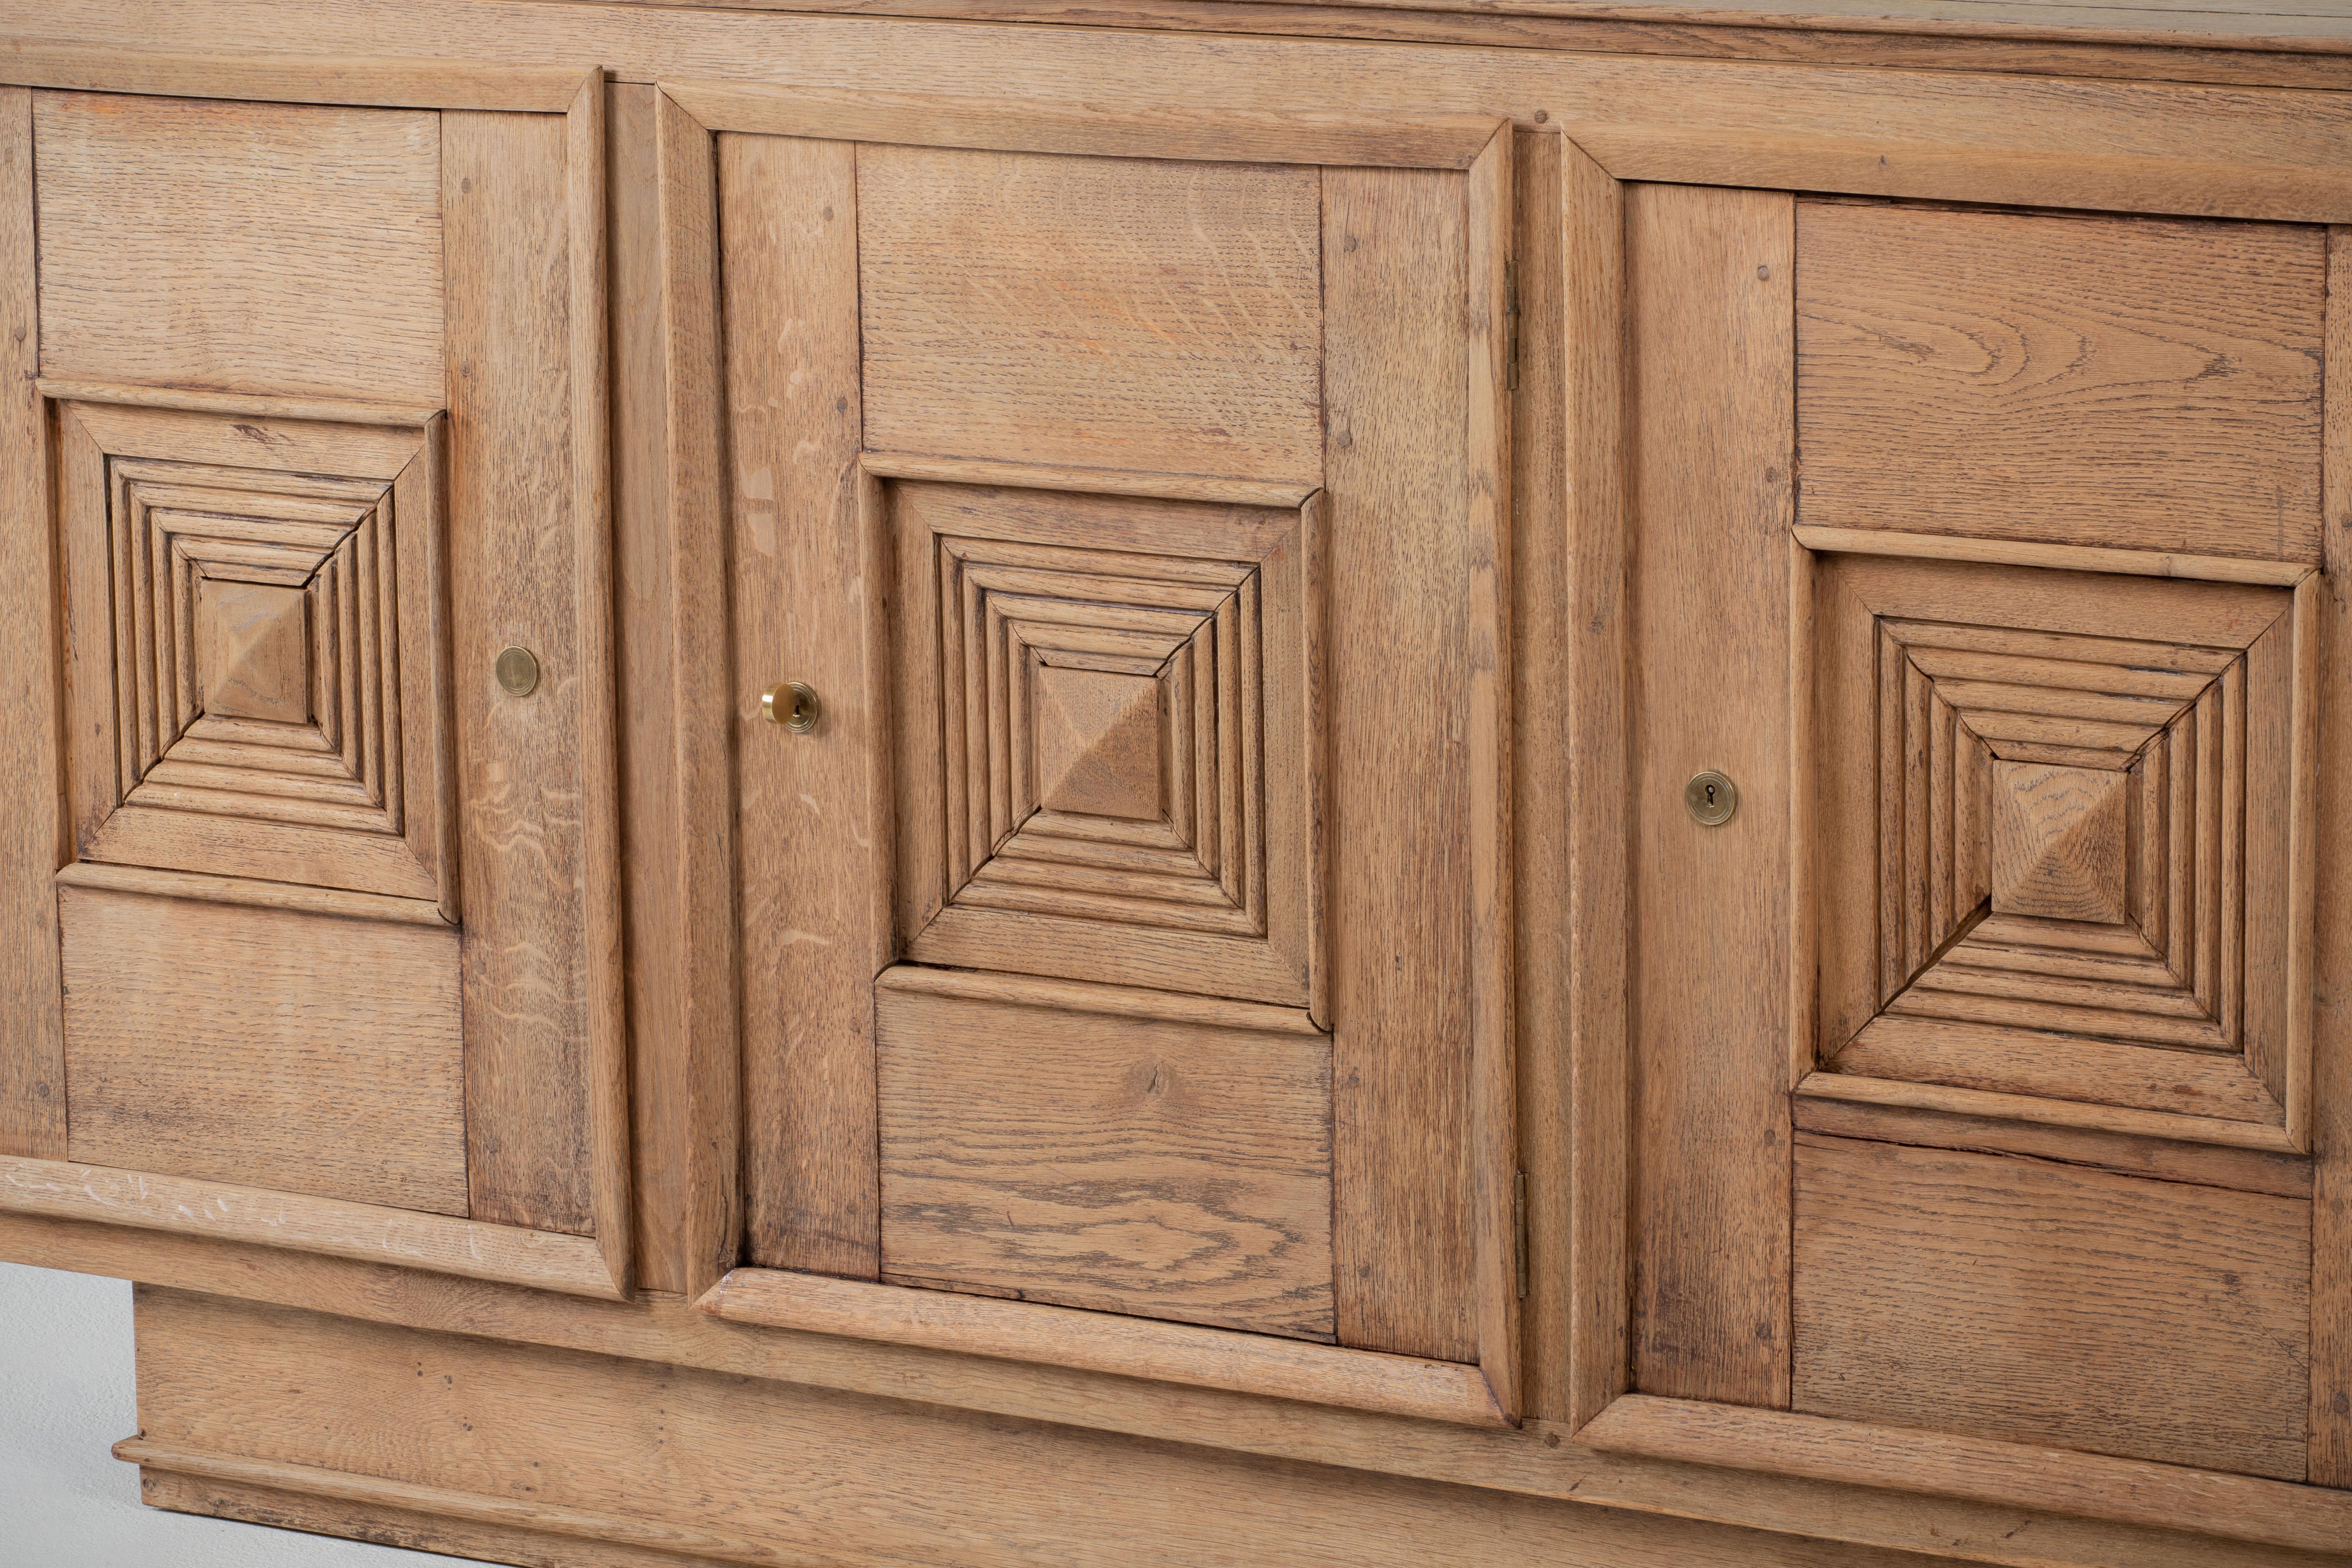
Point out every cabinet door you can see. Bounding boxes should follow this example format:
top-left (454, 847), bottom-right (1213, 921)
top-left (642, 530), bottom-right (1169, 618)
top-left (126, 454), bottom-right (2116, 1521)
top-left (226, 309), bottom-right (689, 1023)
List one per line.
top-left (666, 89), bottom-right (1527, 1418)
top-left (1621, 186), bottom-right (2338, 1482)
top-left (0, 68), bottom-right (629, 1298)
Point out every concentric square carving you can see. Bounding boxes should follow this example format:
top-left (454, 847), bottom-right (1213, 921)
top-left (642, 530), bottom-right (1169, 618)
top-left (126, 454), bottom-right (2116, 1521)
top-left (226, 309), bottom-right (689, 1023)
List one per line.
top-left (1816, 555), bottom-right (2311, 1145)
top-left (59, 399), bottom-right (453, 908)
top-left (884, 476), bottom-right (1322, 1014)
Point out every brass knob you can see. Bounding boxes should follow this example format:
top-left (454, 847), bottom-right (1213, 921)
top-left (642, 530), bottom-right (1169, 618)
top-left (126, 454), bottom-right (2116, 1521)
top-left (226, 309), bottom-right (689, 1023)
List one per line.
top-left (1685, 770), bottom-right (1737, 827)
top-left (763, 681), bottom-right (821, 734)
top-left (494, 645), bottom-right (540, 697)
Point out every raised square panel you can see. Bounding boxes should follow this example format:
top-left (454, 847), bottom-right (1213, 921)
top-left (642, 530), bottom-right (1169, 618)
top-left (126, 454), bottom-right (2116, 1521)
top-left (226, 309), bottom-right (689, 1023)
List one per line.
top-left (1815, 554), bottom-right (2311, 1145)
top-left (887, 478), bottom-right (1322, 1012)
top-left (197, 579), bottom-right (311, 725)
top-left (1989, 762), bottom-right (2126, 924)
top-left (1798, 201), bottom-right (2324, 563)
top-left (58, 398), bottom-right (453, 907)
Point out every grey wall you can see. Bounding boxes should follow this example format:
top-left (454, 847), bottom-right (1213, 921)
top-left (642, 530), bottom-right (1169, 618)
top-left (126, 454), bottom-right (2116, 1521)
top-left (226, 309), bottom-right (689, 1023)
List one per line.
top-left (0, 1261), bottom-right (450, 1567)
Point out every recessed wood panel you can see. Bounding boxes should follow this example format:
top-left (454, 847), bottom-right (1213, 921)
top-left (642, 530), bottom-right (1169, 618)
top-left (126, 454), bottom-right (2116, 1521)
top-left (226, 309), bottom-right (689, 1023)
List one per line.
top-left (34, 92), bottom-right (444, 404)
top-left (857, 145), bottom-right (1321, 483)
top-left (60, 885), bottom-right (465, 1216)
top-left (875, 969), bottom-right (1334, 1341)
top-left (1793, 1132), bottom-right (2310, 1481)
top-left (1797, 202), bottom-right (2324, 562)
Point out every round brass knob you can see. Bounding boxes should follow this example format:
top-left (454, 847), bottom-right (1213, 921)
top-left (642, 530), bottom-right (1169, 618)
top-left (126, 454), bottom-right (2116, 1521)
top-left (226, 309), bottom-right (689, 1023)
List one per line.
top-left (763, 681), bottom-right (821, 734)
top-left (1685, 769), bottom-right (1738, 827)
top-left (494, 645), bottom-right (540, 698)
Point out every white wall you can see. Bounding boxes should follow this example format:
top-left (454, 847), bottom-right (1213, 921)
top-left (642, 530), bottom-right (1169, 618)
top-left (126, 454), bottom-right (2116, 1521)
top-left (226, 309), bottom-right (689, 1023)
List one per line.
top-left (0, 1261), bottom-right (451, 1567)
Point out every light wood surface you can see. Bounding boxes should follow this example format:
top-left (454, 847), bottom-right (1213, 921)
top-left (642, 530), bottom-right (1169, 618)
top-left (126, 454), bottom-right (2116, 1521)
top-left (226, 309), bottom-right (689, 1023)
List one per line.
top-left (31, 377), bottom-right (443, 429)
top-left (2309, 223), bottom-right (2352, 1488)
top-left (1787, 1093), bottom-right (2313, 1198)
top-left (704, 1269), bottom-right (1515, 1427)
top-left (875, 971), bottom-right (1335, 1340)
top-left (52, 860), bottom-right (449, 926)
top-left (0, 83), bottom-right (62, 1162)
top-left (1790, 525), bottom-right (2320, 586)
top-left (0, 38), bottom-right (594, 109)
top-left (0, 1211), bottom-right (2326, 1568)
top-left (858, 143), bottom-right (1322, 483)
top-left (1792, 1131), bottom-right (2310, 1480)
top-left (0, 1158), bottom-right (623, 1296)
top-left (1796, 1068), bottom-right (2306, 1152)
top-left (34, 91), bottom-right (443, 405)
top-left (1583, 1394), bottom-right (2352, 1557)
top-left (716, 128), bottom-right (880, 1281)
top-left (1797, 201), bottom-right (2325, 562)
top-left (668, 81), bottom-right (1507, 170)
top-left (58, 886), bottom-right (466, 1216)
top-left (859, 452), bottom-right (1316, 509)
top-left (1324, 162), bottom-right (1476, 1366)
top-left (1625, 180), bottom-right (1796, 1408)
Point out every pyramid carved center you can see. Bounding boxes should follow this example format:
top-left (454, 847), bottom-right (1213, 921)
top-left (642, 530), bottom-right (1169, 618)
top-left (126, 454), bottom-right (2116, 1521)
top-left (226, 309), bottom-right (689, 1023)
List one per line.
top-left (1032, 665), bottom-right (1164, 822)
top-left (196, 578), bottom-right (312, 725)
top-left (1989, 760), bottom-right (2129, 925)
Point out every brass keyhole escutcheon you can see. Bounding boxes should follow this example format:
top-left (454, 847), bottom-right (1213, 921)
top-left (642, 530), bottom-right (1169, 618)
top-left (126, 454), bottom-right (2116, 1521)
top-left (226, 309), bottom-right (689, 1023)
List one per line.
top-left (1685, 769), bottom-right (1738, 827)
top-left (494, 645), bottom-right (540, 698)
top-left (764, 681), bottom-right (822, 734)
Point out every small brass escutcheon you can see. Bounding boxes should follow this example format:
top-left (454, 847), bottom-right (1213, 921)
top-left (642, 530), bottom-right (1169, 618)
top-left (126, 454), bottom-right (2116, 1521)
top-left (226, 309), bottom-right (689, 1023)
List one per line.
top-left (494, 645), bottom-right (539, 698)
top-left (764, 681), bottom-right (822, 734)
top-left (1685, 770), bottom-right (1738, 827)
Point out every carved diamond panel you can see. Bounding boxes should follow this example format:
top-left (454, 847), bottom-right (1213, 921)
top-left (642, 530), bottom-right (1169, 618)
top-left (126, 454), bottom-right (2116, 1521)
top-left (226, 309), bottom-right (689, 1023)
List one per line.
top-left (1816, 556), bottom-right (2310, 1145)
top-left (886, 476), bottom-right (1322, 1014)
top-left (59, 399), bottom-right (453, 908)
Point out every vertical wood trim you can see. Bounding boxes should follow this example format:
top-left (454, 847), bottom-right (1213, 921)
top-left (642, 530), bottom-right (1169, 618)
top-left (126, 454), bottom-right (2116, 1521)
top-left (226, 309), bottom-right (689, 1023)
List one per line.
top-left (720, 132), bottom-right (877, 1280)
top-left (568, 77), bottom-right (634, 1294)
top-left (856, 465), bottom-right (896, 981)
top-left (2312, 225), bottom-right (2352, 1488)
top-left (654, 89), bottom-right (742, 1295)
top-left (0, 84), bottom-right (66, 1160)
top-left (1789, 531), bottom-right (1816, 1093)
top-left (415, 416), bottom-right (461, 926)
top-left (1555, 134), bottom-right (1629, 1431)
top-left (610, 82), bottom-right (688, 1294)
top-left (1300, 489), bottom-right (1331, 1032)
top-left (1325, 163), bottom-right (1475, 1363)
top-left (444, 108), bottom-right (600, 1239)
top-left (1465, 126), bottom-right (1520, 1423)
top-left (58, 407), bottom-right (113, 860)
top-left (1625, 182), bottom-right (1796, 1409)
top-left (2286, 571), bottom-right (2317, 1154)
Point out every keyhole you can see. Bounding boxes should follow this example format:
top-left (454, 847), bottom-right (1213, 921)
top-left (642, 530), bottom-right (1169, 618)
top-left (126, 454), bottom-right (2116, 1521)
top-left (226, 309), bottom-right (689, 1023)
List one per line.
top-left (1685, 770), bottom-right (1738, 826)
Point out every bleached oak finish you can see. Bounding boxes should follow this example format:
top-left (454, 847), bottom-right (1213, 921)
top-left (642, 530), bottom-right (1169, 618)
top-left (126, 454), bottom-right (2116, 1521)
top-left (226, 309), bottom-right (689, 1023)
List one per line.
top-left (1582, 1395), bottom-right (2352, 1557)
top-left (0, 1158), bottom-right (622, 1297)
top-left (1624, 181), bottom-right (1796, 1409)
top-left (1792, 1132), bottom-right (2310, 1480)
top-left (0, 83), bottom-right (63, 1163)
top-left (0, 38), bottom-right (594, 109)
top-left (1790, 526), bottom-right (2320, 587)
top-left (52, 860), bottom-right (449, 927)
top-left (704, 1269), bottom-right (1495, 1426)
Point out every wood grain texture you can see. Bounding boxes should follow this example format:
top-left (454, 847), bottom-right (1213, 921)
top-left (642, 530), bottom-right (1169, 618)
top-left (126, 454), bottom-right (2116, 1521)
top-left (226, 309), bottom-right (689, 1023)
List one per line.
top-left (58, 885), bottom-right (466, 1215)
top-left (18, 1), bottom-right (2352, 216)
top-left (1583, 1394), bottom-right (2352, 1559)
top-left (1625, 181), bottom-right (1796, 1407)
top-left (0, 84), bottom-right (63, 1161)
top-left (32, 377), bottom-right (441, 429)
top-left (1325, 164), bottom-right (1475, 1364)
top-left (0, 1160), bottom-right (622, 1296)
top-left (34, 90), bottom-right (443, 404)
top-left (1790, 525), bottom-right (2320, 586)
top-left (1798, 201), bottom-right (2325, 562)
top-left (667, 81), bottom-right (1504, 169)
top-left (705, 1267), bottom-right (1505, 1426)
top-left (0, 39), bottom-right (594, 110)
top-left (1796, 1067), bottom-right (2305, 1153)
top-left (1788, 1092), bottom-right (2313, 1199)
top-left (1553, 133), bottom-right (1632, 1432)
top-left (860, 452), bottom-right (1315, 509)
top-left (0, 1216), bottom-right (2324, 1568)
top-left (2311, 224), bottom-right (2352, 1489)
top-left (1792, 1132), bottom-right (2310, 1481)
top-left (124, 1287), bottom-right (1981, 1568)
top-left (716, 130), bottom-right (878, 1281)
top-left (443, 108), bottom-right (609, 1242)
top-left (875, 971), bottom-right (1334, 1340)
top-left (52, 860), bottom-right (447, 926)
top-left (858, 142), bottom-right (1322, 483)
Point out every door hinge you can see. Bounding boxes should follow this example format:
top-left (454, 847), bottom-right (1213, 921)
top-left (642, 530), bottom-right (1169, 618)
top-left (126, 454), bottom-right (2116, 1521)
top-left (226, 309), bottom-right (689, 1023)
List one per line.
top-left (1504, 260), bottom-right (1521, 393)
top-left (1513, 1168), bottom-right (1529, 1300)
